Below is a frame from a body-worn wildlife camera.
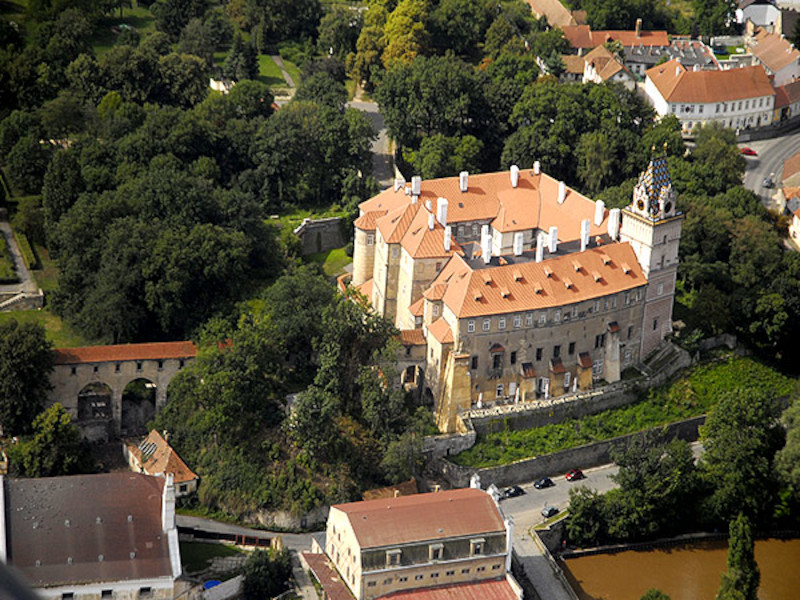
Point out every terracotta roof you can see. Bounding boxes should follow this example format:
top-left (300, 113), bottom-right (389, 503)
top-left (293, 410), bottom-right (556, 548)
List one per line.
top-left (400, 204), bottom-right (464, 259)
top-left (332, 488), bottom-right (505, 549)
top-left (751, 30), bottom-right (800, 73)
top-left (359, 186), bottom-right (415, 215)
top-left (432, 243), bottom-right (645, 319)
top-left (563, 25), bottom-right (669, 49)
top-left (784, 152), bottom-right (800, 183)
top-left (578, 351), bottom-right (592, 368)
top-left (362, 478), bottom-right (419, 501)
top-left (409, 297), bottom-right (425, 317)
top-left (424, 284), bottom-right (448, 301)
top-left (355, 278), bottom-right (373, 301)
top-left (550, 357), bottom-right (565, 374)
top-left (126, 430), bottom-right (197, 485)
top-left (774, 80), bottom-right (800, 109)
top-left (584, 45), bottom-right (631, 81)
top-left (7, 473), bottom-right (173, 587)
top-left (379, 578), bottom-right (518, 600)
top-left (53, 341), bottom-right (197, 365)
top-left (303, 553), bottom-right (355, 600)
top-left (378, 203), bottom-right (422, 244)
top-left (646, 60), bottom-right (774, 103)
top-left (400, 329), bottom-right (425, 346)
top-left (427, 318), bottom-right (454, 344)
top-left (526, 0), bottom-right (577, 27)
top-left (562, 54), bottom-right (586, 74)
top-left (354, 210), bottom-right (386, 230)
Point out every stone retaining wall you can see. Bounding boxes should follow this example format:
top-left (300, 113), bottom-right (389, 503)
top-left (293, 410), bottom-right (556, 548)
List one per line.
top-left (293, 217), bottom-right (345, 255)
top-left (433, 416), bottom-right (707, 489)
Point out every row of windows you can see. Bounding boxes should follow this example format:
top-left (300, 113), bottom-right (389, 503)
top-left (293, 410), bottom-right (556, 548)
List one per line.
top-left (62, 589), bottom-right (151, 600)
top-left (69, 360), bottom-right (184, 376)
top-left (683, 114), bottom-right (767, 131)
top-left (366, 565), bottom-right (501, 588)
top-left (674, 98), bottom-right (767, 115)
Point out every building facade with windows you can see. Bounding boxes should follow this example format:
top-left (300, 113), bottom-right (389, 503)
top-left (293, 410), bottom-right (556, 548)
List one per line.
top-left (304, 488), bottom-right (520, 600)
top-left (644, 60), bottom-right (775, 133)
top-left (349, 157), bottom-right (683, 432)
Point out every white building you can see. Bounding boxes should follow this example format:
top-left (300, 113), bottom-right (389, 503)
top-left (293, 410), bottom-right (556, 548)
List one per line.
top-left (644, 60), bottom-right (775, 133)
top-left (748, 28), bottom-right (800, 86)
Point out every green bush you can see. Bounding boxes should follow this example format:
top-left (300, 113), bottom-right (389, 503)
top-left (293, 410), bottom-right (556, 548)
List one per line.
top-left (0, 236), bottom-right (18, 282)
top-left (13, 230), bottom-right (39, 270)
top-left (452, 356), bottom-right (796, 468)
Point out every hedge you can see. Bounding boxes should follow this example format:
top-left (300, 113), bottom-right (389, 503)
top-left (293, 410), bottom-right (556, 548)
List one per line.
top-left (0, 235), bottom-right (19, 283)
top-left (13, 230), bottom-right (39, 270)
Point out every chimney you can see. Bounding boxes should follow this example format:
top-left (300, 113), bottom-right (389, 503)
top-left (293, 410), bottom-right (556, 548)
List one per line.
top-left (549, 226), bottom-right (558, 253)
top-left (481, 224), bottom-right (490, 241)
top-left (428, 212), bottom-right (435, 230)
top-left (510, 165), bottom-right (520, 188)
top-left (411, 176), bottom-right (421, 197)
top-left (394, 489), bottom-right (401, 498)
top-left (425, 198), bottom-right (433, 211)
top-left (608, 208), bottom-right (621, 240)
top-left (594, 200), bottom-right (605, 226)
top-left (636, 18), bottom-right (642, 38)
top-left (536, 232), bottom-right (545, 262)
top-left (444, 225), bottom-right (452, 252)
top-left (459, 171), bottom-right (469, 192)
top-left (437, 197), bottom-right (448, 227)
top-left (482, 234), bottom-right (492, 264)
top-left (533, 160), bottom-right (541, 175)
top-left (580, 219), bottom-right (591, 252)
top-left (162, 430), bottom-right (170, 443)
top-left (558, 181), bottom-right (567, 204)
top-left (513, 232), bottom-right (524, 256)
top-left (161, 473), bottom-right (176, 532)
top-left (394, 176), bottom-right (405, 192)
top-left (675, 65), bottom-right (680, 77)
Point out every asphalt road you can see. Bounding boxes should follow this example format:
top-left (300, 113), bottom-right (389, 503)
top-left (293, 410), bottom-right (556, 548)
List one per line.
top-left (741, 127), bottom-right (800, 210)
top-left (348, 99), bottom-right (394, 187)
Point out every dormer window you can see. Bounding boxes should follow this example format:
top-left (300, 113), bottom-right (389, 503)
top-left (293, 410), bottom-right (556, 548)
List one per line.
top-left (429, 543), bottom-right (443, 562)
top-left (470, 538), bottom-right (485, 556)
top-left (386, 549), bottom-right (401, 567)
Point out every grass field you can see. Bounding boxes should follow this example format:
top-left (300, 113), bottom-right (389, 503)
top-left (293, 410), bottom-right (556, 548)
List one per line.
top-left (258, 54), bottom-right (289, 89)
top-left (179, 542), bottom-right (245, 574)
top-left (306, 246), bottom-right (352, 277)
top-left (91, 6), bottom-right (157, 57)
top-left (452, 356), bottom-right (797, 468)
top-left (0, 309), bottom-right (90, 347)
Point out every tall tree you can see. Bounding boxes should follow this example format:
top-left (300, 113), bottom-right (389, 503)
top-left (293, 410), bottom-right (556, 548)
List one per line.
top-left (716, 514), bottom-right (760, 600)
top-left (0, 320), bottom-right (53, 436)
top-left (16, 403), bottom-right (93, 477)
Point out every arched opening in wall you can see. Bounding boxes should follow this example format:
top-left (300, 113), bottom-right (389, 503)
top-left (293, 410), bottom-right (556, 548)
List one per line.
top-left (423, 387), bottom-right (434, 407)
top-left (77, 382), bottom-right (112, 421)
top-left (121, 378), bottom-right (156, 436)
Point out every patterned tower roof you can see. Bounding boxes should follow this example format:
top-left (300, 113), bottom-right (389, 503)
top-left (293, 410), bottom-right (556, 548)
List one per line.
top-left (635, 147), bottom-right (673, 216)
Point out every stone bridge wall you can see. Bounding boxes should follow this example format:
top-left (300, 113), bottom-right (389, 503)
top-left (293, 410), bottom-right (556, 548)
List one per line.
top-left (293, 217), bottom-right (345, 255)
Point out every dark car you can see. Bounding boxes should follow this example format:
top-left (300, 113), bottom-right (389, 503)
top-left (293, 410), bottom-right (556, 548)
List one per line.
top-left (740, 147), bottom-right (757, 156)
top-left (541, 506), bottom-right (559, 518)
top-left (534, 477), bottom-right (554, 489)
top-left (565, 468), bottom-right (585, 482)
top-left (763, 176), bottom-right (775, 188)
top-left (501, 485), bottom-right (525, 499)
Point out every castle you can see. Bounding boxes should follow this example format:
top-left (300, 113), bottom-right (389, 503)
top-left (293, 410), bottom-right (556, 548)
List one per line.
top-left (347, 156), bottom-right (683, 432)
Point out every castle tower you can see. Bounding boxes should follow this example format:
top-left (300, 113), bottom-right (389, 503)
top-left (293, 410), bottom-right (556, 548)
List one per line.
top-left (619, 149), bottom-right (684, 359)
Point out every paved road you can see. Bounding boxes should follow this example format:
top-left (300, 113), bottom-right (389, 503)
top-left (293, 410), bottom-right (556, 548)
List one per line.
top-left (176, 514), bottom-right (314, 553)
top-left (348, 99), bottom-right (394, 187)
top-left (741, 128), bottom-right (800, 211)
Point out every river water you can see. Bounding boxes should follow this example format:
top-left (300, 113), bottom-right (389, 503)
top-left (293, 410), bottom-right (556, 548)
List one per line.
top-left (562, 538), bottom-right (800, 600)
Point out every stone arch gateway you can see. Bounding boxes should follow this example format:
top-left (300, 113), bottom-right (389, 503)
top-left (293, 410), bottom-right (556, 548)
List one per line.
top-left (49, 341), bottom-right (197, 441)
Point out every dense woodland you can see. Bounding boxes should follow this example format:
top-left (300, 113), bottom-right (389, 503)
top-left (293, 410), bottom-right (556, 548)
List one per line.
top-left (0, 0), bottom-right (799, 520)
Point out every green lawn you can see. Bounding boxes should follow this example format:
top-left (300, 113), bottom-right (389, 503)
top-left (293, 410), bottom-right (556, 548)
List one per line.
top-left (258, 54), bottom-right (289, 89)
top-left (32, 243), bottom-right (58, 292)
top-left (91, 5), bottom-right (157, 57)
top-left (0, 309), bottom-right (91, 347)
top-left (306, 246), bottom-right (352, 277)
top-left (179, 542), bottom-right (245, 574)
top-left (452, 356), bottom-right (797, 468)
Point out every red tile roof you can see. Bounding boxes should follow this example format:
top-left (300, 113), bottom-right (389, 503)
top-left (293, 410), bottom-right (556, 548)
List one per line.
top-left (783, 151), bottom-right (800, 183)
top-left (578, 352), bottom-right (592, 368)
top-left (303, 553), bottom-right (355, 600)
top-left (379, 578), bottom-right (518, 600)
top-left (355, 210), bottom-right (386, 230)
top-left (126, 430), bottom-right (197, 485)
top-left (563, 25), bottom-right (669, 49)
top-left (400, 329), bottom-right (425, 346)
top-left (7, 473), bottom-right (173, 587)
top-left (332, 488), bottom-right (505, 549)
top-left (526, 0), bottom-right (577, 27)
top-left (53, 342), bottom-right (197, 365)
top-left (427, 318), bottom-right (454, 344)
top-left (409, 297), bottom-right (425, 317)
top-left (400, 204), bottom-right (464, 259)
top-left (646, 60), bottom-right (774, 103)
top-left (773, 80), bottom-right (800, 109)
top-left (355, 278), bottom-right (373, 301)
top-left (751, 29), bottom-right (800, 73)
top-left (550, 357), bottom-right (566, 374)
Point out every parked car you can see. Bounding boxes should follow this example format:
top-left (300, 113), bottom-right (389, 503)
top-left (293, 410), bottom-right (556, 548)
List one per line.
top-left (565, 468), bottom-right (585, 481)
top-left (763, 176), bottom-right (774, 188)
top-left (541, 506), bottom-right (559, 518)
top-left (501, 485), bottom-right (525, 499)
top-left (534, 477), bottom-right (554, 489)
top-left (740, 147), bottom-right (757, 156)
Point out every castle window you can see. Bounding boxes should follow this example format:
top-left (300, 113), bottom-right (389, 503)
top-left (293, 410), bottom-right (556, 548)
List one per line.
top-left (71, 367), bottom-right (76, 376)
top-left (367, 234), bottom-right (374, 245)
top-left (525, 313), bottom-right (533, 326)
top-left (593, 300), bottom-right (600, 313)
top-left (472, 224), bottom-right (478, 236)
top-left (483, 319), bottom-right (490, 331)
top-left (538, 313), bottom-right (546, 325)
top-left (471, 356), bottom-right (478, 370)
top-left (435, 262), bottom-right (442, 271)
top-left (136, 361), bottom-right (143, 372)
top-left (433, 304), bottom-right (440, 317)
top-left (498, 317), bottom-right (506, 330)
top-left (462, 568), bottom-right (470, 574)
top-left (624, 292), bottom-right (630, 305)
top-left (495, 384), bottom-right (504, 398)
top-left (564, 371), bottom-right (571, 389)
top-left (628, 326), bottom-right (634, 340)
top-left (510, 351), bottom-right (517, 365)
top-left (594, 334), bottom-right (606, 349)
top-left (657, 283), bottom-right (664, 296)
top-left (399, 577), bottom-right (408, 583)
top-left (429, 544), bottom-right (443, 561)
top-left (368, 582), bottom-right (377, 588)
top-left (492, 564), bottom-right (502, 570)
top-left (415, 574), bottom-right (424, 581)
top-left (514, 315), bottom-right (521, 328)
top-left (391, 246), bottom-right (399, 258)
top-left (553, 345), bottom-right (561, 358)
top-left (653, 318), bottom-right (659, 331)
top-left (446, 570), bottom-right (455, 576)
top-left (554, 308), bottom-right (561, 322)
top-left (492, 353), bottom-right (503, 369)
top-left (624, 348), bottom-right (632, 365)
top-left (431, 572), bottom-right (439, 579)
top-left (592, 359), bottom-right (604, 381)
top-left (468, 320), bottom-right (475, 333)
top-left (536, 348), bottom-right (543, 361)
top-left (471, 538), bottom-right (485, 555)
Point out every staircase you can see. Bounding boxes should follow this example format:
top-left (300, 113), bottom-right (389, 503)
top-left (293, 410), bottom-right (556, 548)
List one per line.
top-left (0, 289), bottom-right (44, 311)
top-left (641, 341), bottom-right (691, 379)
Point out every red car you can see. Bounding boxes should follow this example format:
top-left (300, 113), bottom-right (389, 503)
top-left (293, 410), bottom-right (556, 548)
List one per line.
top-left (740, 147), bottom-right (757, 156)
top-left (565, 468), bottom-right (585, 481)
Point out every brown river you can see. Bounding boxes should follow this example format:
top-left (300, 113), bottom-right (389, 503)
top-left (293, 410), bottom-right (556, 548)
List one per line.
top-left (562, 538), bottom-right (800, 600)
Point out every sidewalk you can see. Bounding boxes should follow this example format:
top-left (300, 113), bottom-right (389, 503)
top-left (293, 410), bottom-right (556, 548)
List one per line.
top-left (514, 528), bottom-right (577, 600)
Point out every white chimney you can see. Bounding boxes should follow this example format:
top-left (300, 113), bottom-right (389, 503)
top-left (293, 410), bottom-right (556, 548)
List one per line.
top-left (510, 165), bottom-right (520, 188)
top-left (482, 235), bottom-right (492, 264)
top-left (437, 197), bottom-right (448, 227)
top-left (558, 181), bottom-right (566, 204)
top-left (536, 232), bottom-right (545, 262)
top-left (411, 176), bottom-right (421, 196)
top-left (594, 200), bottom-right (605, 226)
top-left (394, 176), bottom-right (405, 192)
top-left (549, 226), bottom-right (558, 253)
top-left (459, 171), bottom-right (469, 192)
top-left (481, 224), bottom-right (490, 241)
top-left (444, 225), bottom-right (452, 252)
top-left (675, 65), bottom-right (680, 77)
top-left (608, 208), bottom-right (621, 240)
top-left (162, 473), bottom-right (176, 532)
top-left (425, 198), bottom-right (433, 211)
top-left (428, 212), bottom-right (435, 230)
top-left (513, 232), bottom-right (524, 256)
top-left (580, 218), bottom-right (591, 252)
top-left (533, 161), bottom-right (541, 175)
